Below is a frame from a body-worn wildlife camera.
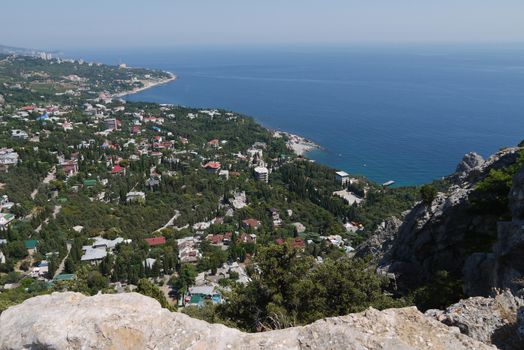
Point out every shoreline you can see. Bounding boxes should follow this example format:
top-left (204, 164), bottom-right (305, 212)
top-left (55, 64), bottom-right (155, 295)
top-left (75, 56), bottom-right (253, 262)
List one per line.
top-left (112, 71), bottom-right (177, 98)
top-left (272, 130), bottom-right (322, 157)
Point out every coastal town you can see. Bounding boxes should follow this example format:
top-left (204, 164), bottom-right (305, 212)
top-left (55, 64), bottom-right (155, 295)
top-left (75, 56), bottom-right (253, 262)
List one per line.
top-left (0, 53), bottom-right (418, 316)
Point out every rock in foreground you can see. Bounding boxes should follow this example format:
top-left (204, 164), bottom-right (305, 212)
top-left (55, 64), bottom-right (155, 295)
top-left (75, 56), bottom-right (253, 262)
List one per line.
top-left (0, 292), bottom-right (493, 350)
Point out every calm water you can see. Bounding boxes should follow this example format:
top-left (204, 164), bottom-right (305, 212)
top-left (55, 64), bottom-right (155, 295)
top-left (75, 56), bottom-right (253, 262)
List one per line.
top-left (67, 45), bottom-right (524, 186)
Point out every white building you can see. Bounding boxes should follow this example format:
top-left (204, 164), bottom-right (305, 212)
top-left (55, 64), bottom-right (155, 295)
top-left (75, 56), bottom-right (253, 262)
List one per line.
top-left (126, 191), bottom-right (146, 203)
top-left (254, 166), bottom-right (269, 183)
top-left (335, 171), bottom-right (351, 186)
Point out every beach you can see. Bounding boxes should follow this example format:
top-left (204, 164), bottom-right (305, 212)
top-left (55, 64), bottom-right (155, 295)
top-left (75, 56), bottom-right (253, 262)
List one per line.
top-left (113, 72), bottom-right (177, 98)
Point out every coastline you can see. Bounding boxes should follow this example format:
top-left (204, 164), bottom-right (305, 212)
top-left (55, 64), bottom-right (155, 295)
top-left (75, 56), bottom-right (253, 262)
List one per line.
top-left (116, 67), bottom-right (322, 159)
top-left (272, 130), bottom-right (321, 157)
top-left (112, 71), bottom-right (177, 98)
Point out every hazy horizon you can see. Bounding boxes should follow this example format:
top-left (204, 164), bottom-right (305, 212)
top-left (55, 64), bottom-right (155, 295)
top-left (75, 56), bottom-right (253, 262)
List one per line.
top-left (2, 0), bottom-right (524, 51)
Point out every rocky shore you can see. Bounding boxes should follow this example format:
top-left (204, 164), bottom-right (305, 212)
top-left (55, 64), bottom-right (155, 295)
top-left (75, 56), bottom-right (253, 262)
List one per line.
top-left (273, 130), bottom-right (320, 156)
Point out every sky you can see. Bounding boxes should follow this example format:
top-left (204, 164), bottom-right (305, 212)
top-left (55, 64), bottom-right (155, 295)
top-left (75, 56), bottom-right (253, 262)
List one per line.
top-left (1, 0), bottom-right (524, 50)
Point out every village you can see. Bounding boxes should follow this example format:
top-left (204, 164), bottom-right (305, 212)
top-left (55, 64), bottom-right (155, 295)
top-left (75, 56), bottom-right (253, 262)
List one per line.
top-left (0, 53), bottom-right (382, 311)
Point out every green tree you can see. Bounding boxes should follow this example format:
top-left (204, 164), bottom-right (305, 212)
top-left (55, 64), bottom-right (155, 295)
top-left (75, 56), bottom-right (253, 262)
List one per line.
top-left (420, 184), bottom-right (437, 206)
top-left (136, 278), bottom-right (175, 311)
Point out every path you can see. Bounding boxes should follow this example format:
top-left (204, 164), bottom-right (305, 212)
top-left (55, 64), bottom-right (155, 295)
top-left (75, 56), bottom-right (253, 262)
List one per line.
top-left (53, 242), bottom-right (72, 278)
top-left (154, 210), bottom-right (180, 233)
top-left (30, 167), bottom-right (56, 200)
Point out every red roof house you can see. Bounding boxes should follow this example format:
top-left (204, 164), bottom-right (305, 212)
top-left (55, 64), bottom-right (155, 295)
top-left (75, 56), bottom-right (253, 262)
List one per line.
top-left (111, 164), bottom-right (125, 175)
top-left (144, 236), bottom-right (166, 246)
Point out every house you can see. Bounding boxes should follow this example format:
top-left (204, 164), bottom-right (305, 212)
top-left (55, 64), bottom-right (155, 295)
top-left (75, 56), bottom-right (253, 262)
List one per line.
top-left (292, 222), bottom-right (306, 234)
top-left (242, 218), bottom-right (261, 230)
top-left (0, 148), bottom-right (19, 172)
top-left (126, 191), bottom-right (146, 203)
top-left (60, 160), bottom-right (79, 178)
top-left (80, 247), bottom-right (107, 264)
top-left (207, 139), bottom-right (219, 147)
top-left (24, 240), bottom-right (39, 254)
top-left (186, 286), bottom-right (222, 306)
top-left (203, 161), bottom-right (221, 174)
top-left (111, 164), bottom-right (126, 176)
top-left (237, 233), bottom-right (256, 244)
top-left (275, 237), bottom-right (305, 250)
top-left (104, 118), bottom-right (119, 131)
top-left (83, 179), bottom-right (97, 187)
top-left (0, 213), bottom-right (15, 230)
top-left (254, 166), bottom-right (269, 183)
top-left (0, 251), bottom-right (5, 264)
top-left (144, 236), bottom-right (166, 247)
top-left (0, 195), bottom-right (14, 211)
top-left (11, 129), bottom-right (28, 140)
top-left (177, 237), bottom-right (201, 263)
top-left (335, 171), bottom-right (351, 186)
top-left (30, 261), bottom-right (49, 278)
top-left (81, 236), bottom-right (125, 264)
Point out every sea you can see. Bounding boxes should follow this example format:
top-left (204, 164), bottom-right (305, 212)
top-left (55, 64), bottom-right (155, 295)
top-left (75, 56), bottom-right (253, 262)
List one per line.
top-left (66, 45), bottom-right (524, 186)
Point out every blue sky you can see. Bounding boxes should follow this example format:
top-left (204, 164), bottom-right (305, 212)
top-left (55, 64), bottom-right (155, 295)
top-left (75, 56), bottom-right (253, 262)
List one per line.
top-left (1, 0), bottom-right (524, 49)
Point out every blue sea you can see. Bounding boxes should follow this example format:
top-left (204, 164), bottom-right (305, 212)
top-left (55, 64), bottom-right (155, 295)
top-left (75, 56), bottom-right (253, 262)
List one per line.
top-left (67, 45), bottom-right (524, 186)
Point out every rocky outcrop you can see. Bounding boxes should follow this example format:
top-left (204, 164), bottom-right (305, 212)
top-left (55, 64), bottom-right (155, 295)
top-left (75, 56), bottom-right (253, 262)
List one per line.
top-left (354, 216), bottom-right (403, 263)
top-left (455, 152), bottom-right (485, 177)
top-left (375, 148), bottom-right (521, 291)
top-left (464, 164), bottom-right (524, 297)
top-left (426, 290), bottom-right (524, 350)
top-left (0, 292), bottom-right (494, 350)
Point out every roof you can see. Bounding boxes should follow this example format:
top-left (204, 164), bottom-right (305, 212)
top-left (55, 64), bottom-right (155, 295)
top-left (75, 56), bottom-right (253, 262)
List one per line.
top-left (203, 161), bottom-right (221, 169)
top-left (81, 247), bottom-right (107, 261)
top-left (189, 286), bottom-right (216, 296)
top-left (24, 240), bottom-right (38, 249)
top-left (144, 236), bottom-right (166, 246)
top-left (242, 218), bottom-right (260, 228)
top-left (336, 171), bottom-right (349, 177)
top-left (254, 166), bottom-right (268, 174)
top-left (53, 274), bottom-right (76, 282)
top-left (111, 165), bottom-right (124, 174)
top-left (83, 179), bottom-right (97, 186)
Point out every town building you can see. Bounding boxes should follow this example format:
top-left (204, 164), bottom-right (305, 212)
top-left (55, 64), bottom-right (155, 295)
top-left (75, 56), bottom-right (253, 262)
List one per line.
top-left (203, 161), bottom-right (221, 174)
top-left (0, 213), bottom-right (15, 230)
top-left (104, 118), bottom-right (119, 131)
top-left (60, 160), bottom-right (79, 178)
top-left (11, 129), bottom-right (28, 140)
top-left (126, 191), bottom-right (146, 203)
top-left (254, 166), bottom-right (269, 183)
top-left (335, 171), bottom-right (351, 186)
top-left (0, 148), bottom-right (19, 172)
top-left (144, 236), bottom-right (166, 247)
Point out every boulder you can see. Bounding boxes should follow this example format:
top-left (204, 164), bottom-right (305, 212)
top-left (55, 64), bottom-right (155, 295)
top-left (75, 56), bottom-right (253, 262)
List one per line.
top-left (0, 292), bottom-right (494, 350)
top-left (426, 290), bottom-right (524, 350)
top-left (455, 152), bottom-right (484, 175)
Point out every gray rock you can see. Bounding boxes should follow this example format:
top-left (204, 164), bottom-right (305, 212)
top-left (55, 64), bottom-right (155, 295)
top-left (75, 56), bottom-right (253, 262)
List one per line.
top-left (378, 149), bottom-right (520, 292)
top-left (456, 152), bottom-right (484, 175)
top-left (0, 292), bottom-right (494, 350)
top-left (355, 216), bottom-right (402, 263)
top-left (426, 290), bottom-right (524, 350)
top-left (0, 94), bottom-right (4, 105)
top-left (463, 164), bottom-right (524, 297)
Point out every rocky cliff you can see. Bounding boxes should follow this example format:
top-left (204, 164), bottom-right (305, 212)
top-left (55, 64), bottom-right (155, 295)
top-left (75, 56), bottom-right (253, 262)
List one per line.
top-left (371, 148), bottom-right (522, 292)
top-left (464, 162), bottom-right (524, 296)
top-left (0, 292), bottom-right (495, 350)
